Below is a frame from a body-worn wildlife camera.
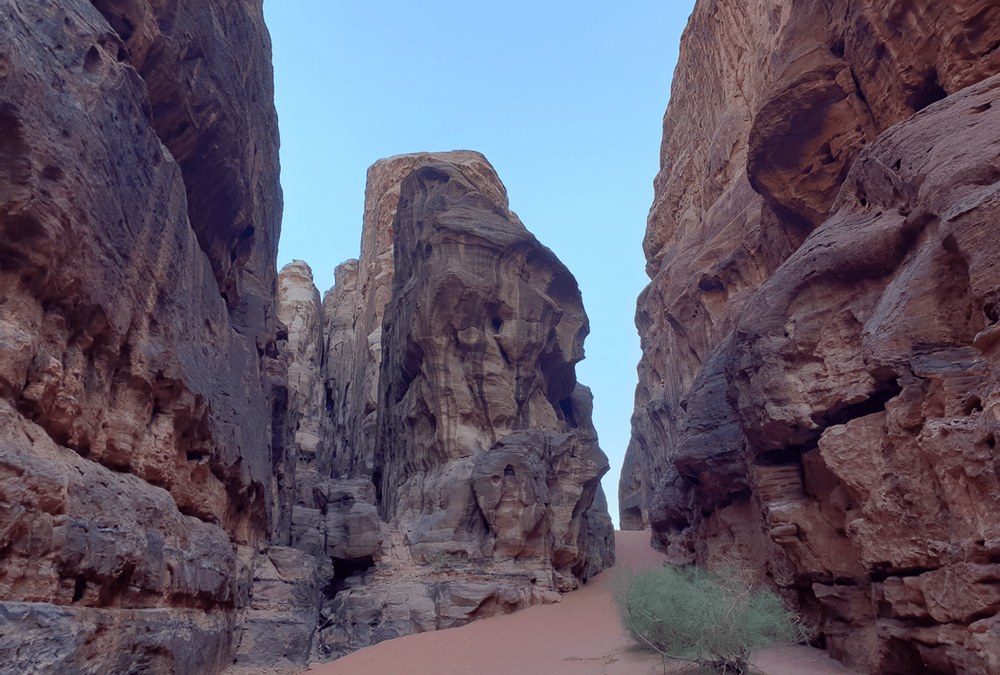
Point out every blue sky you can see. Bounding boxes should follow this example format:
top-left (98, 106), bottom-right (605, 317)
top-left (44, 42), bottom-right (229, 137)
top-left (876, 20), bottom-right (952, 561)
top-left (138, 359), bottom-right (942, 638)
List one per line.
top-left (265, 1), bottom-right (695, 527)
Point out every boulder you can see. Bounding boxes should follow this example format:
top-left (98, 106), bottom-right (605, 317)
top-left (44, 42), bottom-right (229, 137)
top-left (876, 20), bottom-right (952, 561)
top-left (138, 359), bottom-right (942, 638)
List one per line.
top-left (229, 547), bottom-right (320, 673)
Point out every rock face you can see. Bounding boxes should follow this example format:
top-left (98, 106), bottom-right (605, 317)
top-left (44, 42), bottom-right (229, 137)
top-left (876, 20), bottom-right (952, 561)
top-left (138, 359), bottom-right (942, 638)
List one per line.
top-left (2, 1), bottom-right (611, 671)
top-left (231, 547), bottom-right (320, 675)
top-left (277, 261), bottom-right (326, 509)
top-left (0, 0), bottom-right (286, 672)
top-left (376, 159), bottom-right (610, 586)
top-left (623, 1), bottom-right (1000, 673)
top-left (325, 153), bottom-right (514, 480)
top-left (278, 152), bottom-right (615, 660)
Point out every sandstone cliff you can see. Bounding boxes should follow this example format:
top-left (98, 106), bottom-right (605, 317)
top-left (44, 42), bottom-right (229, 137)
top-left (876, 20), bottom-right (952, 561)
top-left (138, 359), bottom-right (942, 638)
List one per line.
top-left (279, 151), bottom-right (615, 660)
top-left (0, 1), bottom-right (616, 671)
top-left (0, 0), bottom-right (288, 672)
top-left (622, 1), bottom-right (1000, 673)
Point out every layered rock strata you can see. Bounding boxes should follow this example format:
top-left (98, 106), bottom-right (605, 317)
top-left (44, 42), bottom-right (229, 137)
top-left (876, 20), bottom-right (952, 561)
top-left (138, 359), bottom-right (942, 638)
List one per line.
top-left (278, 151), bottom-right (615, 660)
top-left (622, 1), bottom-right (1000, 673)
top-left (0, 0), bottom-right (287, 672)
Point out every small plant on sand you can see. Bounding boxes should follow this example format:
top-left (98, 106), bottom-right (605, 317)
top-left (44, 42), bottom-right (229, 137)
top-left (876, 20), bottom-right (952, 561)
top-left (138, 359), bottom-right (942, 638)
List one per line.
top-left (615, 563), bottom-right (807, 674)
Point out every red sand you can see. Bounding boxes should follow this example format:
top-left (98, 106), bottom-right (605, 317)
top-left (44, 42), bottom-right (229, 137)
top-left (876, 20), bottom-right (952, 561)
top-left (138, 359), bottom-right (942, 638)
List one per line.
top-left (307, 531), bottom-right (859, 675)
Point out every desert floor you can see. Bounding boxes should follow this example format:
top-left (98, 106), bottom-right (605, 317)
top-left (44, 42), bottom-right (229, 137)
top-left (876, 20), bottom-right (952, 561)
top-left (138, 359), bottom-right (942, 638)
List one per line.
top-left (306, 531), bottom-right (860, 675)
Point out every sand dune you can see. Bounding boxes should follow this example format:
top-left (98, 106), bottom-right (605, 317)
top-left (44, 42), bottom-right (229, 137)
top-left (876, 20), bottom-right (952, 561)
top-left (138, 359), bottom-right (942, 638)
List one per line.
top-left (307, 531), bottom-right (859, 675)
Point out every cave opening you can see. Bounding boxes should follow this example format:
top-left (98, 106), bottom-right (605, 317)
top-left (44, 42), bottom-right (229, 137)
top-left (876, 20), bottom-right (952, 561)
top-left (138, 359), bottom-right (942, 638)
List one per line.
top-left (324, 556), bottom-right (375, 600)
top-left (909, 70), bottom-right (947, 112)
top-left (822, 378), bottom-right (903, 428)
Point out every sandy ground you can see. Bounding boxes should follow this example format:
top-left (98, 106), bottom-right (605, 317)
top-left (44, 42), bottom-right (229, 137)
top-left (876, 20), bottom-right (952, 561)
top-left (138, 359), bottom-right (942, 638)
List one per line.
top-left (306, 531), bottom-right (859, 675)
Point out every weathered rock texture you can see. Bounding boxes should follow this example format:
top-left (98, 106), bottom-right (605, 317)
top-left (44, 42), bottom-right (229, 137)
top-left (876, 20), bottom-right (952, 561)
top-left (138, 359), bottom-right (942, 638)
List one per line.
top-left (230, 547), bottom-right (320, 675)
top-left (278, 152), bottom-right (615, 660)
top-left (277, 261), bottom-right (325, 504)
top-left (0, 0), bottom-right (287, 672)
top-left (376, 158), bottom-right (611, 584)
top-left (622, 1), bottom-right (1000, 673)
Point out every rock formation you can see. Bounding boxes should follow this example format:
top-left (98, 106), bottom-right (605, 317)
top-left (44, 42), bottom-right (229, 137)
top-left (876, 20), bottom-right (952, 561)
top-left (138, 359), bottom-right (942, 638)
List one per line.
top-left (0, 0), bottom-right (289, 672)
top-left (375, 158), bottom-right (609, 585)
top-left (622, 1), bottom-right (1000, 673)
top-left (278, 151), bottom-right (615, 660)
top-left (0, 0), bottom-right (616, 670)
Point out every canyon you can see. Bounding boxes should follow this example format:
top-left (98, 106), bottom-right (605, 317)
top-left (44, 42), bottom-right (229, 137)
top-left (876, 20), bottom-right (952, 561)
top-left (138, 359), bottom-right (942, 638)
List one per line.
top-left (0, 1), bottom-right (613, 668)
top-left (1, 0), bottom-right (1000, 674)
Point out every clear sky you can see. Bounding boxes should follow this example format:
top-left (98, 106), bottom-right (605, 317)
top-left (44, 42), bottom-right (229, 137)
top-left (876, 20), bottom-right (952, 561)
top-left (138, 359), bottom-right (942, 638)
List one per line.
top-left (265, 1), bottom-right (696, 528)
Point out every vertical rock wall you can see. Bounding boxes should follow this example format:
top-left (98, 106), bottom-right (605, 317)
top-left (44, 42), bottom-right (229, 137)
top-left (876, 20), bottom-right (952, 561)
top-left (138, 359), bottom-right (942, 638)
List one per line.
top-left (277, 261), bottom-right (325, 501)
top-left (325, 153), bottom-right (497, 480)
top-left (623, 1), bottom-right (1000, 673)
top-left (279, 151), bottom-right (615, 660)
top-left (0, 0), bottom-right (286, 672)
top-left (376, 158), bottom-right (608, 586)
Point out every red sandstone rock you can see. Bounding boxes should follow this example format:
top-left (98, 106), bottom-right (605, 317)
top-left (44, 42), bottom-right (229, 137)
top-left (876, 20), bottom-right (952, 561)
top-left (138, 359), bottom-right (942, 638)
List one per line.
top-left (0, 0), bottom-right (284, 671)
top-left (731, 76), bottom-right (1000, 672)
top-left (623, 1), bottom-right (1000, 673)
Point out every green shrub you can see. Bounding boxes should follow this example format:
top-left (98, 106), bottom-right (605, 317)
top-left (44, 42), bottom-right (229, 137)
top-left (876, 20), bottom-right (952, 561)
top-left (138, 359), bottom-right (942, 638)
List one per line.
top-left (615, 564), bottom-right (807, 674)
top-left (425, 551), bottom-right (454, 570)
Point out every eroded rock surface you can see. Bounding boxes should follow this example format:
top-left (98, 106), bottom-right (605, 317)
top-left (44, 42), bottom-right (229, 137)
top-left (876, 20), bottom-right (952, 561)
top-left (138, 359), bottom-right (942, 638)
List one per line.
top-left (734, 76), bottom-right (1000, 673)
top-left (324, 153), bottom-right (512, 480)
top-left (0, 0), bottom-right (285, 672)
top-left (375, 158), bottom-right (609, 586)
top-left (278, 153), bottom-right (615, 661)
top-left (230, 547), bottom-right (320, 675)
top-left (623, 1), bottom-right (1000, 673)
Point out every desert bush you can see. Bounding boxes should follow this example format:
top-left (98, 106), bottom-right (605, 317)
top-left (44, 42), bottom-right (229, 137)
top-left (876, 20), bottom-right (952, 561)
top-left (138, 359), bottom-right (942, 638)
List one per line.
top-left (425, 551), bottom-right (455, 570)
top-left (615, 564), bottom-right (807, 674)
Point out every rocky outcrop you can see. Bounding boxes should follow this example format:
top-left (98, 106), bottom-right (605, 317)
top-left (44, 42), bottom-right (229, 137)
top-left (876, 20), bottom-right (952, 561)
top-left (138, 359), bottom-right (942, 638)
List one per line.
top-left (735, 75), bottom-right (1000, 673)
top-left (623, 1), bottom-right (1000, 673)
top-left (2, 0), bottom-right (611, 670)
top-left (324, 153), bottom-right (512, 480)
top-left (0, 0), bottom-right (285, 672)
top-left (278, 152), bottom-right (615, 661)
top-left (277, 261), bottom-right (325, 510)
top-left (289, 478), bottom-right (386, 564)
top-left (375, 158), bottom-right (610, 586)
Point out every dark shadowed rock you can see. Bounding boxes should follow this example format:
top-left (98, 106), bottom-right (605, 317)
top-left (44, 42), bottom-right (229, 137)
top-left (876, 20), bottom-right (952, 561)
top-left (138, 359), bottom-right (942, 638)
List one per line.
top-left (230, 547), bottom-right (320, 674)
top-left (0, 0), bottom-right (284, 671)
